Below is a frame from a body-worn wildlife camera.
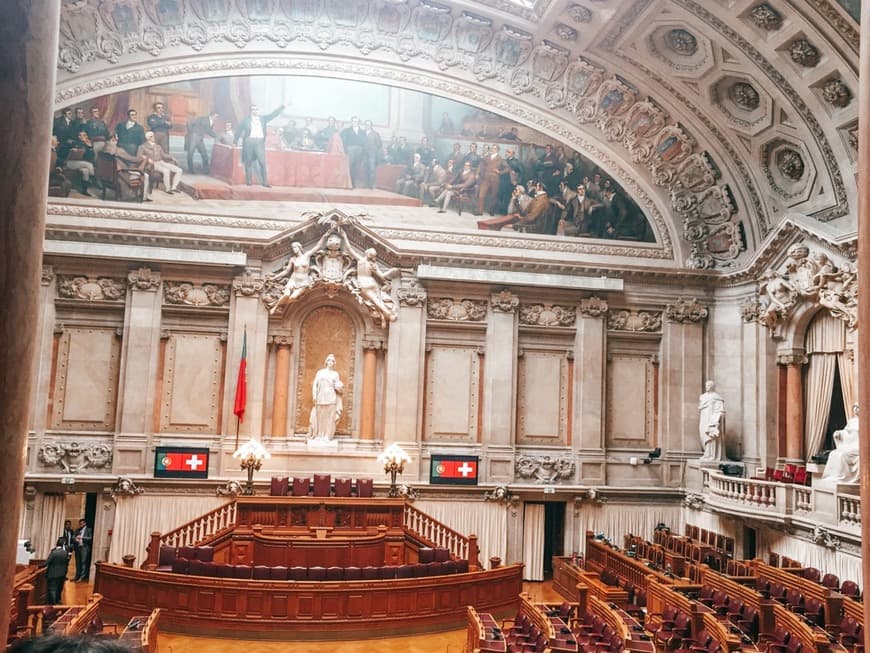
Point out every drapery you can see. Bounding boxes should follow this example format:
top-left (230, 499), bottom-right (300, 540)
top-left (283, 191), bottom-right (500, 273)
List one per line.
top-left (413, 499), bottom-right (507, 568)
top-left (30, 494), bottom-right (67, 558)
top-left (804, 353), bottom-right (837, 459)
top-left (574, 503), bottom-right (684, 555)
top-left (757, 529), bottom-right (861, 586)
top-left (522, 503), bottom-right (545, 581)
top-left (110, 494), bottom-right (226, 565)
top-left (837, 351), bottom-right (857, 415)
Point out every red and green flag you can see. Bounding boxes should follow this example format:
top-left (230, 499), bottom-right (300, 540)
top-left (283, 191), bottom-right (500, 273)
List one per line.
top-left (233, 330), bottom-right (247, 422)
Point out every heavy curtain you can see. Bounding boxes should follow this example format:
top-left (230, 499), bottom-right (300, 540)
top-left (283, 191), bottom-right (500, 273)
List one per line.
top-left (413, 499), bottom-right (507, 569)
top-left (522, 503), bottom-right (545, 581)
top-left (30, 494), bottom-right (67, 558)
top-left (574, 503), bottom-right (684, 556)
top-left (757, 529), bottom-right (861, 586)
top-left (110, 494), bottom-right (226, 565)
top-left (804, 313), bottom-right (846, 458)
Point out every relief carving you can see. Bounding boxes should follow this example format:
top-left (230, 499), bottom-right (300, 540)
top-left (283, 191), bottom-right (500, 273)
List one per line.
top-left (788, 39), bottom-right (820, 67)
top-left (515, 455), bottom-right (575, 483)
top-left (756, 243), bottom-right (857, 331)
top-left (750, 3), bottom-right (782, 30)
top-left (233, 272), bottom-right (265, 297)
top-left (397, 279), bottom-right (427, 307)
top-left (822, 79), bottom-right (852, 108)
top-left (111, 477), bottom-right (145, 498)
top-left (607, 310), bottom-right (662, 332)
top-left (127, 267), bottom-right (161, 291)
top-left (518, 303), bottom-right (576, 327)
top-left (427, 298), bottom-right (487, 321)
top-left (490, 290), bottom-right (519, 313)
top-left (567, 4), bottom-right (592, 23)
top-left (164, 281), bottom-right (231, 306)
top-left (579, 296), bottom-right (608, 318)
top-left (665, 297), bottom-right (708, 324)
top-left (56, 275), bottom-right (126, 301)
top-left (38, 441), bottom-right (114, 473)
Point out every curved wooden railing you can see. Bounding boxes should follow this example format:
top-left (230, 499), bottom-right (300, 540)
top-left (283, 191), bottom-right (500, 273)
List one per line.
top-left (145, 501), bottom-right (236, 567)
top-left (403, 503), bottom-right (479, 567)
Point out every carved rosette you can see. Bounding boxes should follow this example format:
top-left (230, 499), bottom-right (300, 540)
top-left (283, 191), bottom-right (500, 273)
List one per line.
top-left (515, 455), bottom-right (576, 483)
top-left (234, 273), bottom-right (265, 297)
top-left (427, 298), bottom-right (487, 321)
top-left (38, 441), bottom-right (113, 473)
top-left (822, 79), bottom-right (852, 108)
top-left (568, 4), bottom-right (592, 23)
top-left (56, 275), bottom-right (127, 301)
top-left (397, 280), bottom-right (427, 307)
top-left (127, 267), bottom-right (161, 291)
top-left (607, 310), bottom-right (662, 332)
top-left (665, 297), bottom-right (709, 323)
top-left (579, 296), bottom-right (609, 318)
top-left (518, 303), bottom-right (576, 327)
top-left (750, 3), bottom-right (782, 30)
top-left (756, 244), bottom-right (857, 331)
top-left (491, 290), bottom-right (519, 313)
top-left (789, 39), bottom-right (820, 67)
top-left (164, 282), bottom-right (231, 307)
top-left (740, 297), bottom-right (762, 323)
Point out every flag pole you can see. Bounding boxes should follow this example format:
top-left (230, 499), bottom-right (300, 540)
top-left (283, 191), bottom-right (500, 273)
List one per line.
top-left (233, 326), bottom-right (248, 450)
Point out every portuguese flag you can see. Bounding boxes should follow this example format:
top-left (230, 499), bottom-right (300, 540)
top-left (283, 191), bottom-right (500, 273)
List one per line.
top-left (430, 456), bottom-right (479, 485)
top-left (233, 330), bottom-right (247, 422)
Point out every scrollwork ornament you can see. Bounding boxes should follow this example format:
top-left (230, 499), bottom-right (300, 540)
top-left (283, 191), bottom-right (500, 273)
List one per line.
top-left (427, 298), bottom-right (487, 321)
top-left (233, 273), bottom-right (265, 297)
top-left (397, 279), bottom-right (427, 307)
top-left (789, 39), bottom-right (820, 67)
top-left (750, 3), bottom-right (782, 30)
top-left (812, 526), bottom-right (840, 550)
top-left (683, 493), bottom-right (705, 510)
top-left (665, 297), bottom-right (709, 323)
top-left (740, 297), bottom-right (762, 323)
top-left (491, 290), bottom-right (519, 313)
top-left (518, 303), bottom-right (576, 327)
top-left (579, 296), bottom-right (608, 318)
top-left (607, 310), bottom-right (662, 332)
top-left (515, 455), bottom-right (575, 483)
top-left (216, 480), bottom-right (242, 497)
top-left (56, 275), bottom-right (127, 301)
top-left (127, 267), bottom-right (161, 291)
top-left (822, 79), bottom-right (852, 108)
top-left (164, 282), bottom-right (231, 307)
top-left (38, 441), bottom-right (113, 473)
top-left (484, 485), bottom-right (514, 503)
top-left (111, 477), bottom-right (144, 499)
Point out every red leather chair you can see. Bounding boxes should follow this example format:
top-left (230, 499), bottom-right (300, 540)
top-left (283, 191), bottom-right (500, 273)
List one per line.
top-left (326, 566), bottom-right (344, 580)
top-left (344, 566), bottom-right (362, 580)
top-left (308, 566), bottom-right (326, 580)
top-left (418, 547), bottom-right (435, 563)
top-left (289, 566), bottom-right (307, 580)
top-left (313, 474), bottom-right (331, 497)
top-left (821, 573), bottom-right (840, 591)
top-left (356, 478), bottom-right (373, 497)
top-left (270, 565), bottom-right (288, 580)
top-left (252, 565), bottom-right (270, 580)
top-left (840, 580), bottom-right (861, 600)
top-left (233, 564), bottom-right (252, 579)
top-left (361, 566), bottom-right (378, 580)
top-left (292, 476), bottom-right (311, 496)
top-left (270, 476), bottom-right (289, 496)
top-left (333, 477), bottom-right (353, 497)
top-left (188, 559), bottom-right (204, 575)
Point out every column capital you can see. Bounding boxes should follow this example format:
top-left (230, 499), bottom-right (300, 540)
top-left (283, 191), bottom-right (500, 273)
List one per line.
top-left (777, 351), bottom-right (807, 366)
top-left (665, 297), bottom-right (708, 323)
top-left (233, 272), bottom-right (265, 297)
top-left (41, 266), bottom-right (54, 286)
top-left (579, 296), bottom-right (609, 318)
top-left (363, 338), bottom-right (386, 351)
top-left (127, 266), bottom-right (161, 292)
top-left (490, 289), bottom-right (519, 313)
top-left (397, 279), bottom-right (427, 307)
top-left (270, 334), bottom-right (293, 346)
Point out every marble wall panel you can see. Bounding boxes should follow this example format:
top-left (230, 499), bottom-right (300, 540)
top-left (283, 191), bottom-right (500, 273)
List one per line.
top-left (159, 333), bottom-right (223, 433)
top-left (605, 353), bottom-right (653, 448)
top-left (423, 346), bottom-right (478, 442)
top-left (516, 351), bottom-right (568, 445)
top-left (52, 327), bottom-right (120, 430)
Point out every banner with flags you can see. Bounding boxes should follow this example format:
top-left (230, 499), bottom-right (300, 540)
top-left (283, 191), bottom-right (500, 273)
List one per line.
top-left (430, 454), bottom-right (479, 485)
top-left (233, 330), bottom-right (247, 422)
top-left (154, 447), bottom-right (210, 479)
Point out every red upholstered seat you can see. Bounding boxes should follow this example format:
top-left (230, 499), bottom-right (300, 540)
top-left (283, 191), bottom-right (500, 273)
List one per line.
top-left (841, 580), bottom-right (861, 600)
top-left (418, 547), bottom-right (435, 563)
top-left (233, 564), bottom-right (252, 579)
top-left (326, 566), bottom-right (344, 580)
top-left (434, 547), bottom-right (450, 562)
top-left (308, 566), bottom-right (326, 580)
top-left (158, 545), bottom-right (178, 567)
top-left (397, 564), bottom-right (415, 578)
top-left (292, 476), bottom-right (311, 496)
top-left (253, 565), bottom-right (271, 580)
top-left (270, 476), bottom-right (289, 496)
top-left (270, 565), bottom-right (288, 580)
top-left (344, 566), bottom-right (362, 580)
top-left (194, 546), bottom-right (214, 562)
top-left (201, 561), bottom-right (218, 576)
top-left (289, 566), bottom-right (307, 580)
top-left (821, 573), bottom-right (840, 590)
top-left (216, 563), bottom-right (233, 578)
top-left (356, 478), bottom-right (373, 497)
top-left (334, 477), bottom-right (353, 497)
top-left (378, 566), bottom-right (398, 579)
top-left (313, 474), bottom-right (331, 497)
top-left (188, 559), bottom-right (204, 575)
top-left (178, 546), bottom-right (195, 560)
top-left (171, 557), bottom-right (189, 574)
top-left (361, 566), bottom-right (378, 580)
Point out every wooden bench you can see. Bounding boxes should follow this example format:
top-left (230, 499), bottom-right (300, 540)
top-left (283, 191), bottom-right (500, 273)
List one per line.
top-left (750, 560), bottom-right (845, 630)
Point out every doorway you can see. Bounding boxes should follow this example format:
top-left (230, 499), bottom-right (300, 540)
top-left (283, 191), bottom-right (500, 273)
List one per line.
top-left (522, 501), bottom-right (565, 581)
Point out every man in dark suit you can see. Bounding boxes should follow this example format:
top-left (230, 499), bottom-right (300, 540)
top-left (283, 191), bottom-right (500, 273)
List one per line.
top-left (146, 101), bottom-right (173, 154)
top-left (186, 111), bottom-right (219, 174)
top-left (45, 538), bottom-right (69, 604)
top-left (115, 109), bottom-right (146, 157)
top-left (73, 518), bottom-right (92, 582)
top-left (234, 103), bottom-right (284, 187)
top-left (53, 108), bottom-right (76, 160)
top-left (340, 116), bottom-right (366, 188)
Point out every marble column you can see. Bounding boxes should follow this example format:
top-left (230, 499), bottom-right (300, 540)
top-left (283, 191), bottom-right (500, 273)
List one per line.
top-left (383, 280), bottom-right (427, 444)
top-left (0, 0), bottom-right (60, 640)
top-left (481, 290), bottom-right (519, 447)
top-left (28, 267), bottom-right (58, 438)
top-left (740, 302), bottom-right (779, 469)
top-left (270, 339), bottom-right (291, 437)
top-left (117, 268), bottom-right (162, 437)
top-left (778, 352), bottom-right (806, 462)
top-left (574, 297), bottom-right (608, 454)
top-left (360, 342), bottom-right (380, 440)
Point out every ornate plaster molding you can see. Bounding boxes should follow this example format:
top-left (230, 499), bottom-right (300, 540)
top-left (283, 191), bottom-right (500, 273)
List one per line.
top-left (233, 272), bottom-right (265, 297)
top-left (111, 476), bottom-right (145, 498)
top-left (518, 303), bottom-right (576, 327)
top-left (665, 297), bottom-right (709, 323)
top-left (38, 441), bottom-right (114, 473)
top-left (164, 281), bottom-right (231, 307)
top-left (579, 296), bottom-right (608, 318)
top-left (56, 274), bottom-right (126, 301)
top-left (397, 279), bottom-right (427, 307)
top-left (515, 455), bottom-right (575, 483)
top-left (607, 309), bottom-right (662, 332)
top-left (427, 297), bottom-right (487, 321)
top-left (127, 266), bottom-right (161, 291)
top-left (490, 289), bottom-right (519, 313)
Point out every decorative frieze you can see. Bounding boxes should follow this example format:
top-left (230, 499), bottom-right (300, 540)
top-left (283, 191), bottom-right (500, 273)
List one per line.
top-left (42, 266), bottom-right (54, 286)
top-left (56, 275), bottom-right (126, 301)
top-left (38, 441), bottom-right (113, 473)
top-left (812, 526), bottom-right (841, 550)
top-left (515, 455), bottom-right (575, 483)
top-left (579, 296), bottom-right (608, 318)
top-left (427, 298), bottom-right (487, 321)
top-left (164, 282), bottom-right (231, 307)
top-left (665, 297), bottom-right (708, 323)
top-left (127, 266), bottom-right (161, 291)
top-left (490, 290), bottom-right (519, 313)
top-left (518, 303), bottom-right (576, 327)
top-left (607, 310), bottom-right (662, 332)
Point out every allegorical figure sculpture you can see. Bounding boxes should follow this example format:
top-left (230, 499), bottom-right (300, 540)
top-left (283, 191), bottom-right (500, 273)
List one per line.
top-left (820, 404), bottom-right (859, 486)
top-left (339, 230), bottom-right (398, 327)
top-left (698, 380), bottom-right (725, 462)
top-left (267, 230), bottom-right (330, 315)
top-left (309, 354), bottom-right (343, 440)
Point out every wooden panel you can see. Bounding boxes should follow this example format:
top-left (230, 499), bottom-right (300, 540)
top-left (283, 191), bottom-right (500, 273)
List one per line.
top-left (52, 327), bottom-right (120, 430)
top-left (605, 354), bottom-right (653, 448)
top-left (424, 346), bottom-right (479, 442)
top-left (160, 333), bottom-right (222, 433)
top-left (517, 350), bottom-right (568, 445)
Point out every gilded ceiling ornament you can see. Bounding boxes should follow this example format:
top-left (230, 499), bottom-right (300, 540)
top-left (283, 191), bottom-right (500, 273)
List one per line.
top-left (728, 82), bottom-right (760, 111)
top-left (788, 39), bottom-right (820, 67)
top-left (57, 275), bottom-right (126, 301)
top-left (127, 267), bottom-right (161, 291)
top-left (749, 3), bottom-right (782, 30)
top-left (427, 298), bottom-right (488, 321)
top-left (164, 282), bottom-right (231, 307)
top-left (490, 290), bottom-right (519, 313)
top-left (665, 28), bottom-right (698, 56)
top-left (606, 310), bottom-right (661, 332)
top-left (822, 79), bottom-right (852, 108)
top-left (665, 297), bottom-right (709, 323)
top-left (518, 303), bottom-right (576, 327)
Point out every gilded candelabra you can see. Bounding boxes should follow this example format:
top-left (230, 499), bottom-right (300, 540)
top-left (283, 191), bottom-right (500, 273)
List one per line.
top-left (232, 438), bottom-right (271, 495)
top-left (377, 443), bottom-right (412, 498)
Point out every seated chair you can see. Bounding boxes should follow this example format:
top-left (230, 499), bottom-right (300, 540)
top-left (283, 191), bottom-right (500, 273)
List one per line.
top-left (95, 150), bottom-right (145, 202)
top-left (333, 477), bottom-right (353, 497)
top-left (270, 476), bottom-right (289, 496)
top-left (355, 478), bottom-right (373, 497)
top-left (312, 473), bottom-right (331, 497)
top-left (292, 476), bottom-right (311, 496)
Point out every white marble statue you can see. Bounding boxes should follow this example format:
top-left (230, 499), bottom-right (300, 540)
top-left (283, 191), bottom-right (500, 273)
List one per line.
top-left (309, 354), bottom-right (343, 440)
top-left (339, 230), bottom-right (398, 327)
top-left (267, 235), bottom-right (326, 315)
top-left (820, 404), bottom-right (859, 486)
top-left (698, 380), bottom-right (725, 462)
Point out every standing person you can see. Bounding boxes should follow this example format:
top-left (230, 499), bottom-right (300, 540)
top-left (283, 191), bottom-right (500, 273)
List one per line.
top-left (60, 520), bottom-right (75, 554)
top-left (73, 519), bottom-right (92, 582)
top-left (340, 116), bottom-right (366, 188)
top-left (146, 101), bottom-right (173, 154)
top-left (84, 106), bottom-right (110, 155)
top-left (137, 131), bottom-right (182, 194)
top-left (185, 111), bottom-right (219, 174)
top-left (45, 538), bottom-right (69, 604)
top-left (115, 109), bottom-right (146, 157)
top-left (234, 103), bottom-right (285, 187)
top-left (53, 108), bottom-right (76, 158)
top-left (476, 143), bottom-right (509, 216)
top-left (363, 120), bottom-right (383, 189)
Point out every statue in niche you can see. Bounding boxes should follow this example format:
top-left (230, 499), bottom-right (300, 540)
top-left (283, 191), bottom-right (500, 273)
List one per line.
top-left (267, 231), bottom-right (330, 315)
top-left (820, 404), bottom-right (859, 486)
top-left (698, 380), bottom-right (725, 462)
top-left (309, 353), bottom-right (343, 440)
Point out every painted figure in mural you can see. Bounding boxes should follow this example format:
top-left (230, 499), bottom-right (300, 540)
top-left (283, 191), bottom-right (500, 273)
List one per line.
top-left (309, 354), bottom-right (343, 440)
top-left (234, 103), bottom-right (285, 187)
top-left (698, 380), bottom-right (725, 462)
top-left (820, 404), bottom-right (859, 486)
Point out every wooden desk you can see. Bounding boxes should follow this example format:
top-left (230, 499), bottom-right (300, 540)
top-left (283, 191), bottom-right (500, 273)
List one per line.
top-left (117, 609), bottom-right (161, 653)
top-left (750, 561), bottom-right (844, 630)
top-left (466, 606), bottom-right (507, 652)
top-left (585, 532), bottom-right (683, 591)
